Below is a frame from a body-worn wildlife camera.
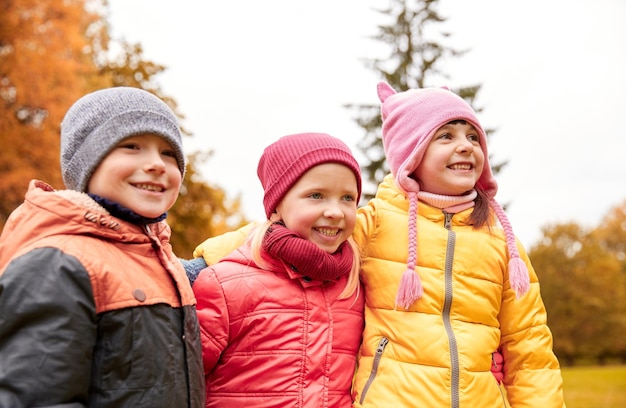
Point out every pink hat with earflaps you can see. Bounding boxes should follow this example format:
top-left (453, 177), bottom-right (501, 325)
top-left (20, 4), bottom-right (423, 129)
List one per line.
top-left (377, 82), bottom-right (530, 310)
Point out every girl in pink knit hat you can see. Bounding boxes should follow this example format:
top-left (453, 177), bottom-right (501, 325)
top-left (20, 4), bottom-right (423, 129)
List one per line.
top-left (349, 82), bottom-right (565, 407)
top-left (191, 133), bottom-right (364, 407)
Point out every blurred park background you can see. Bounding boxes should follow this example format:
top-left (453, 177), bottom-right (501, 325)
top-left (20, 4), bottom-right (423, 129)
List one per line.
top-left (1, 1), bottom-right (625, 406)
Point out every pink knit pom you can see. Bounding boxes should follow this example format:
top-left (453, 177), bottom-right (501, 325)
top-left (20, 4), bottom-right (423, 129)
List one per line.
top-left (395, 268), bottom-right (423, 310)
top-left (509, 257), bottom-right (530, 299)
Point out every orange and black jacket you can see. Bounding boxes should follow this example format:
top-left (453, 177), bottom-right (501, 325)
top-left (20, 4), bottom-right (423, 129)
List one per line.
top-left (0, 180), bottom-right (205, 408)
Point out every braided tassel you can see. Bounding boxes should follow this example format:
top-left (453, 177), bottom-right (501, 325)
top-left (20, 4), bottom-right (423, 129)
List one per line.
top-left (395, 267), bottom-right (423, 310)
top-left (395, 193), bottom-right (423, 309)
top-left (490, 198), bottom-right (530, 298)
top-left (509, 257), bottom-right (530, 299)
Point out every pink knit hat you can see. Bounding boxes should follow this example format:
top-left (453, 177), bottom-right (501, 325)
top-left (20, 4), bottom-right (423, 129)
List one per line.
top-left (258, 132), bottom-right (362, 218)
top-left (377, 82), bottom-right (530, 309)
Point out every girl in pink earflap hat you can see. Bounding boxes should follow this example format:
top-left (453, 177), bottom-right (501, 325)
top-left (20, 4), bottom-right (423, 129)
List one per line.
top-left (350, 83), bottom-right (565, 407)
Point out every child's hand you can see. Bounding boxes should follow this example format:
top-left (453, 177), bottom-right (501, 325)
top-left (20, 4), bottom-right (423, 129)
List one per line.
top-left (491, 349), bottom-right (504, 383)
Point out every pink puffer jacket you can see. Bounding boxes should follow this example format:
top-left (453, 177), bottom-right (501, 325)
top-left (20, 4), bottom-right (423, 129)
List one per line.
top-left (193, 241), bottom-right (364, 408)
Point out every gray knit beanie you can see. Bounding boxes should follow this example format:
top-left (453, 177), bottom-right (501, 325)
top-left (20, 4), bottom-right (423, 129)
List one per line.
top-left (60, 87), bottom-right (185, 192)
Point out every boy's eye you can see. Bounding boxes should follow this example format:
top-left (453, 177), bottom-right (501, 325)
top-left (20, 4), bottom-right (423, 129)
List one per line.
top-left (437, 133), bottom-right (452, 140)
top-left (162, 150), bottom-right (177, 158)
top-left (119, 142), bottom-right (139, 150)
top-left (468, 134), bottom-right (480, 143)
top-left (309, 192), bottom-right (323, 199)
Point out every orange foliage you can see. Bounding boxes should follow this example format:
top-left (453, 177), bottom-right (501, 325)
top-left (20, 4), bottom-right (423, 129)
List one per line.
top-left (0, 0), bottom-right (247, 254)
top-left (0, 0), bottom-right (105, 224)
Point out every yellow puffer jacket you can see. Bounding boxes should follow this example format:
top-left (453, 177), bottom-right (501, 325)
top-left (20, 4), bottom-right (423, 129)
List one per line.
top-left (351, 175), bottom-right (564, 408)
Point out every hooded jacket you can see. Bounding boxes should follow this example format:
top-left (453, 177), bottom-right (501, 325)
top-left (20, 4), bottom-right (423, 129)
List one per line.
top-left (0, 180), bottom-right (204, 408)
top-left (350, 175), bottom-right (564, 407)
top-left (192, 238), bottom-right (364, 408)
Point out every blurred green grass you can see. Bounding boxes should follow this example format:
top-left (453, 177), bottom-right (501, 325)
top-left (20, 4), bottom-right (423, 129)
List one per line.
top-left (562, 365), bottom-right (626, 408)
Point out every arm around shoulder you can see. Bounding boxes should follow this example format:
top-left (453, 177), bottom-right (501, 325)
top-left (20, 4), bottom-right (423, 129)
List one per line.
top-left (193, 222), bottom-right (257, 265)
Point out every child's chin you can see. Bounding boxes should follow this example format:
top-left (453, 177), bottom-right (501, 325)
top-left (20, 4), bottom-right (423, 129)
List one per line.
top-left (319, 243), bottom-right (341, 254)
top-left (135, 209), bottom-right (165, 219)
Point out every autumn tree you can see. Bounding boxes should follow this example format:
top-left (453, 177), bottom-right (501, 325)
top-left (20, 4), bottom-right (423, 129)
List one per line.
top-left (588, 199), bottom-right (626, 362)
top-left (0, 0), bottom-right (246, 254)
top-left (0, 0), bottom-right (105, 225)
top-left (530, 220), bottom-right (626, 366)
top-left (346, 0), bottom-right (502, 198)
top-left (592, 199), bottom-right (626, 263)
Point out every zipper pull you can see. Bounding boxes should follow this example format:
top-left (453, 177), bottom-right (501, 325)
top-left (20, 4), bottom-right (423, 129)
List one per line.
top-left (376, 337), bottom-right (389, 354)
top-left (444, 212), bottom-right (453, 229)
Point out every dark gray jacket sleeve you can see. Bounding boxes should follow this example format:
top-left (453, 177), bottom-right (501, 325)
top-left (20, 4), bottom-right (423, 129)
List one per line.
top-left (0, 247), bottom-right (96, 408)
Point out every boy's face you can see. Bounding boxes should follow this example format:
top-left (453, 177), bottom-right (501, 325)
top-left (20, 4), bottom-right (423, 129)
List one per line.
top-left (87, 133), bottom-right (182, 218)
top-left (272, 163), bottom-right (358, 254)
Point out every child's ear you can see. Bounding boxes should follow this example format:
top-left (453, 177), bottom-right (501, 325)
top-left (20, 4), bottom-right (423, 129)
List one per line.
top-left (269, 211), bottom-right (282, 223)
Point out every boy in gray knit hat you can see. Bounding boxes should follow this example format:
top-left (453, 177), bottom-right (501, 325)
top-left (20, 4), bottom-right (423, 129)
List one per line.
top-left (61, 86), bottom-right (186, 192)
top-left (0, 87), bottom-right (205, 407)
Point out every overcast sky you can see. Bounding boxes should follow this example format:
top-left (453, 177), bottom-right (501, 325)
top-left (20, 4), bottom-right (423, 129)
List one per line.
top-left (108, 0), bottom-right (626, 249)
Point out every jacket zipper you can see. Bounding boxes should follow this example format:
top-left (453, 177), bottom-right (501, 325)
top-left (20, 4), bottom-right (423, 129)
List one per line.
top-left (359, 336), bottom-right (389, 405)
top-left (443, 211), bottom-right (460, 408)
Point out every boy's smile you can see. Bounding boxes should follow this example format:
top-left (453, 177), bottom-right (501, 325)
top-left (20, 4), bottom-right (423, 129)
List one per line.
top-left (87, 133), bottom-right (182, 218)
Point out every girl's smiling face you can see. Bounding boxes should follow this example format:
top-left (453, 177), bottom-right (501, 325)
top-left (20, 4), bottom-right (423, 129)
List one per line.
top-left (413, 120), bottom-right (484, 196)
top-left (272, 163), bottom-right (358, 254)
